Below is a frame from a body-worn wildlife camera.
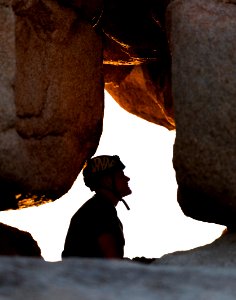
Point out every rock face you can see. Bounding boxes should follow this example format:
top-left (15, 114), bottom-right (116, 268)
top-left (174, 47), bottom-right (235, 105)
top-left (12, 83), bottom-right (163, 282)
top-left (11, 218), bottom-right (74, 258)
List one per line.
top-left (167, 0), bottom-right (236, 227)
top-left (105, 63), bottom-right (174, 130)
top-left (158, 230), bottom-right (236, 267)
top-left (1, 250), bottom-right (236, 299)
top-left (0, 0), bottom-right (236, 231)
top-left (1, 0), bottom-right (236, 297)
top-left (0, 0), bottom-right (175, 209)
top-left (0, 0), bottom-right (103, 208)
top-left (0, 222), bottom-right (41, 256)
top-left (102, 0), bottom-right (174, 129)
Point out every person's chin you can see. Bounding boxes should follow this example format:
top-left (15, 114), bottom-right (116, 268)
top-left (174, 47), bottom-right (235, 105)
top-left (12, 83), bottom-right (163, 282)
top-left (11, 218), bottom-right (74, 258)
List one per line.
top-left (123, 188), bottom-right (132, 197)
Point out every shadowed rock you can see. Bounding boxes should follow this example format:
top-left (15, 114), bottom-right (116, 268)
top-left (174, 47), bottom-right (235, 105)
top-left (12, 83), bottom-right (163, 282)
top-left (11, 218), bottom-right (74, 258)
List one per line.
top-left (0, 0), bottom-right (174, 209)
top-left (1, 255), bottom-right (236, 299)
top-left (158, 230), bottom-right (236, 267)
top-left (1, 0), bottom-right (236, 234)
top-left (102, 0), bottom-right (174, 129)
top-left (167, 0), bottom-right (236, 227)
top-left (0, 0), bottom-right (103, 207)
top-left (0, 222), bottom-right (41, 256)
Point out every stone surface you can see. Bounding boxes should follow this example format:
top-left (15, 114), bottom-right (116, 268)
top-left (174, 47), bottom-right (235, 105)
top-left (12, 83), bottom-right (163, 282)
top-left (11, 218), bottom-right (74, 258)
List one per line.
top-left (0, 0), bottom-right (103, 207)
top-left (57, 0), bottom-right (103, 24)
top-left (1, 229), bottom-right (236, 299)
top-left (105, 63), bottom-right (174, 130)
top-left (1, 0), bottom-right (236, 231)
top-left (167, 0), bottom-right (236, 226)
top-left (0, 222), bottom-right (41, 256)
top-left (51, 0), bottom-right (175, 132)
top-left (0, 4), bottom-right (15, 134)
top-left (1, 1), bottom-right (236, 297)
top-left (102, 0), bottom-right (174, 130)
top-left (1, 254), bottom-right (236, 299)
top-left (158, 230), bottom-right (236, 267)
top-left (0, 0), bottom-right (176, 210)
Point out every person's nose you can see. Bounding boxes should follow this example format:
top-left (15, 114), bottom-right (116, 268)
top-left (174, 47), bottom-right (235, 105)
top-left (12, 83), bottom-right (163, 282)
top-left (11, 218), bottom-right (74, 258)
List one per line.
top-left (125, 175), bottom-right (130, 182)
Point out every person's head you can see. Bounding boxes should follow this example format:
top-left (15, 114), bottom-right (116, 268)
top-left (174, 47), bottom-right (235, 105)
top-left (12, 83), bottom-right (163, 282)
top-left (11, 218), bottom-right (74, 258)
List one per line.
top-left (83, 155), bottom-right (132, 198)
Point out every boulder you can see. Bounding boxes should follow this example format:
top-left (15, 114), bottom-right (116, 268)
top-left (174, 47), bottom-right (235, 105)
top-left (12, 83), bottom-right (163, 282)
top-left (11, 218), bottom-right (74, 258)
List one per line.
top-left (1, 254), bottom-right (236, 299)
top-left (158, 230), bottom-right (236, 267)
top-left (0, 0), bottom-right (103, 208)
top-left (104, 63), bottom-right (175, 130)
top-left (0, 222), bottom-right (41, 256)
top-left (0, 0), bottom-right (175, 210)
top-left (1, 0), bottom-right (236, 233)
top-left (167, 0), bottom-right (236, 227)
top-left (102, 0), bottom-right (174, 129)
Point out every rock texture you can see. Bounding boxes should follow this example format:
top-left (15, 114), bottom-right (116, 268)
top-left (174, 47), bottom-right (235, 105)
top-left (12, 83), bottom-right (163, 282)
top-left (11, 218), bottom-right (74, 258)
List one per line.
top-left (49, 0), bottom-right (175, 130)
top-left (0, 0), bottom-right (103, 208)
top-left (1, 229), bottom-right (236, 299)
top-left (158, 230), bottom-right (236, 267)
top-left (0, 0), bottom-right (236, 233)
top-left (1, 250), bottom-right (236, 299)
top-left (0, 0), bottom-right (176, 209)
top-left (167, 0), bottom-right (236, 227)
top-left (1, 0), bottom-right (236, 298)
top-left (0, 222), bottom-right (41, 256)
top-left (102, 0), bottom-right (174, 129)
top-left (105, 63), bottom-right (174, 130)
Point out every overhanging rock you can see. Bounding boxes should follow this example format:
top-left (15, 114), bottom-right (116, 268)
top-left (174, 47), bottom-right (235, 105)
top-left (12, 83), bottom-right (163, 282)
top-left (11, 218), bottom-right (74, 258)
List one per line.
top-left (168, 0), bottom-right (236, 226)
top-left (0, 0), bottom-right (104, 208)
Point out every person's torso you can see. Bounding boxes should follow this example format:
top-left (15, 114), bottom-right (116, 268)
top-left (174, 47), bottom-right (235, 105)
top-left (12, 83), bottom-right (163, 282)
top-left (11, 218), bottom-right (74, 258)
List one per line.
top-left (62, 195), bottom-right (125, 258)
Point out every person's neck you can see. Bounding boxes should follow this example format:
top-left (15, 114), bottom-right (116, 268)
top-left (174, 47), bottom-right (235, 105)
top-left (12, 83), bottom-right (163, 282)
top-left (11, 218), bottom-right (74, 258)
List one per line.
top-left (96, 188), bottom-right (120, 207)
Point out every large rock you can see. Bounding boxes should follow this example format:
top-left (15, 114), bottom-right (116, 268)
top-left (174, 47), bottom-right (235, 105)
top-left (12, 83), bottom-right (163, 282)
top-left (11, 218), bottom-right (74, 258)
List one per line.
top-left (0, 0), bottom-right (176, 210)
top-left (104, 63), bottom-right (175, 130)
top-left (158, 230), bottom-right (236, 267)
top-left (0, 0), bottom-right (103, 208)
top-left (1, 0), bottom-right (236, 231)
top-left (168, 0), bottom-right (236, 227)
top-left (0, 222), bottom-right (41, 256)
top-left (1, 255), bottom-right (236, 299)
top-left (102, 0), bottom-right (174, 130)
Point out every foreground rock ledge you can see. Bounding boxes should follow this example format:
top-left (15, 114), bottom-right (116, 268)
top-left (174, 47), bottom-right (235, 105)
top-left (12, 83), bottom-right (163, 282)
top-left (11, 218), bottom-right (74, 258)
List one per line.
top-left (1, 256), bottom-right (236, 299)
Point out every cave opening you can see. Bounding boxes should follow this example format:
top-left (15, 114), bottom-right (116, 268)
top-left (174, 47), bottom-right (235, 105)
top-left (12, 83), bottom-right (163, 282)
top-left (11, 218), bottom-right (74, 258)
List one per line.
top-left (0, 92), bottom-right (224, 261)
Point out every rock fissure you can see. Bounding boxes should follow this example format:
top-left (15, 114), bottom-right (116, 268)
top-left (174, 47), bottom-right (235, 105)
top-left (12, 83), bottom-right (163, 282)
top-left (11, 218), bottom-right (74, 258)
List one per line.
top-left (0, 0), bottom-right (235, 233)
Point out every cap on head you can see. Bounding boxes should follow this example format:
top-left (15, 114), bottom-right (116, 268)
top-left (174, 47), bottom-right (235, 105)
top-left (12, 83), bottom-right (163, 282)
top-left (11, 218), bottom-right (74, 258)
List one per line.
top-left (83, 155), bottom-right (125, 190)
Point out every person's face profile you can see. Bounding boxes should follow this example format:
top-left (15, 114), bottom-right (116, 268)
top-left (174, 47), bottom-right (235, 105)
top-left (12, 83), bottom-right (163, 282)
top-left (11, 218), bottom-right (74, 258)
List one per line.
top-left (113, 169), bottom-right (132, 197)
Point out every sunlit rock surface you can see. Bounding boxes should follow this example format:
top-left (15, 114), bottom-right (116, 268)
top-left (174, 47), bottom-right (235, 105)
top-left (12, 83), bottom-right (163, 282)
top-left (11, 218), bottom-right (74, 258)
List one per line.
top-left (0, 0), bottom-right (103, 208)
top-left (103, 0), bottom-right (174, 129)
top-left (105, 63), bottom-right (174, 130)
top-left (168, 0), bottom-right (236, 227)
top-left (1, 255), bottom-right (236, 299)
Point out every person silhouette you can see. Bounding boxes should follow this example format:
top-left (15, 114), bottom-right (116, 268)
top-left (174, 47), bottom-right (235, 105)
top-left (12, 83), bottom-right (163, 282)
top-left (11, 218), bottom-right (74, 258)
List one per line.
top-left (62, 155), bottom-right (131, 259)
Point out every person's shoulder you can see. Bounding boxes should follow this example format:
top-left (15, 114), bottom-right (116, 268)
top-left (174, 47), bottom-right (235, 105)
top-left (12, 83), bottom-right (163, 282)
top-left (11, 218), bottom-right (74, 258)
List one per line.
top-left (71, 195), bottom-right (116, 222)
top-left (72, 195), bottom-right (102, 217)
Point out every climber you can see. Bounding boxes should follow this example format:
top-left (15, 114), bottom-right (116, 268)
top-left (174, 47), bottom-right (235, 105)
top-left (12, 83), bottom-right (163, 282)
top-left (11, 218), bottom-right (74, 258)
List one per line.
top-left (62, 155), bottom-right (132, 259)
